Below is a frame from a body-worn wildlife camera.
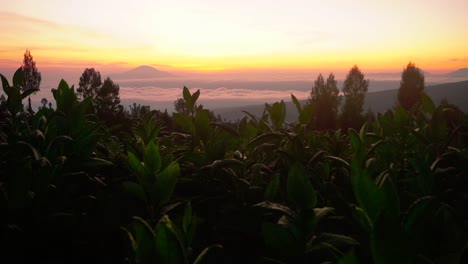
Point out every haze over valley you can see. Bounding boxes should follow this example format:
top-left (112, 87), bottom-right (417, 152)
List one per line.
top-left (2, 65), bottom-right (467, 114)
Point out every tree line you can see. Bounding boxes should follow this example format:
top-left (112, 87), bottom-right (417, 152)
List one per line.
top-left (3, 50), bottom-right (428, 131)
top-left (306, 63), bottom-right (425, 131)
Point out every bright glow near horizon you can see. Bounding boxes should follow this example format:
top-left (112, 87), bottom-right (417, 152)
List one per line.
top-left (1, 0), bottom-right (467, 73)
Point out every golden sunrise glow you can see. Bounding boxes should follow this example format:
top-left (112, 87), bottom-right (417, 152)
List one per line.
top-left (1, 0), bottom-right (467, 73)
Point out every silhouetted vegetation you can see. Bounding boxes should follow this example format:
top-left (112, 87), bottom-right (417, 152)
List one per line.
top-left (341, 65), bottom-right (369, 129)
top-left (308, 73), bottom-right (340, 130)
top-left (398, 62), bottom-right (425, 111)
top-left (0, 65), bottom-right (467, 264)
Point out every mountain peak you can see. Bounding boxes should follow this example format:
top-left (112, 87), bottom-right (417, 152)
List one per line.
top-left (446, 68), bottom-right (468, 78)
top-left (116, 65), bottom-right (174, 79)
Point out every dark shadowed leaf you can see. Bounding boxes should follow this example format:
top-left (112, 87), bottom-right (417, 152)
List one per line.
top-left (144, 141), bottom-right (161, 173)
top-left (287, 163), bottom-right (317, 211)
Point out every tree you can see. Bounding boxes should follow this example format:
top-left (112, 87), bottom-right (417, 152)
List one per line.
top-left (77, 68), bottom-right (102, 99)
top-left (94, 77), bottom-right (120, 114)
top-left (398, 62), bottom-right (424, 111)
top-left (341, 65), bottom-right (369, 129)
top-left (309, 73), bottom-right (340, 130)
top-left (173, 98), bottom-right (190, 115)
top-left (21, 49), bottom-right (41, 92)
top-left (40, 98), bottom-right (48, 108)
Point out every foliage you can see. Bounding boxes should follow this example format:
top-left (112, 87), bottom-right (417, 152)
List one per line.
top-left (398, 62), bottom-right (425, 111)
top-left (77, 67), bottom-right (102, 99)
top-left (309, 73), bottom-right (340, 130)
top-left (0, 68), bottom-right (467, 263)
top-left (341, 65), bottom-right (369, 129)
top-left (94, 77), bottom-right (121, 114)
top-left (21, 49), bottom-right (41, 92)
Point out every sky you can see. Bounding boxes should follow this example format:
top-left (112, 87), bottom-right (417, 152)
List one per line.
top-left (1, 0), bottom-right (468, 74)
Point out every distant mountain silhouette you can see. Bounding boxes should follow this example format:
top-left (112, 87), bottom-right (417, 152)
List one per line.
top-left (445, 68), bottom-right (468, 78)
top-left (113, 65), bottom-right (174, 79)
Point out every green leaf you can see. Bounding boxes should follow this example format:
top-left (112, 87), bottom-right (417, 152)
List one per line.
top-left (0, 73), bottom-right (11, 94)
top-left (351, 162), bottom-right (383, 222)
top-left (192, 89), bottom-right (200, 105)
top-left (262, 222), bottom-right (299, 254)
top-left (193, 244), bottom-right (223, 264)
top-left (421, 92), bottom-right (435, 114)
top-left (131, 217), bottom-right (156, 264)
top-left (183, 86), bottom-right (195, 112)
top-left (299, 103), bottom-right (314, 124)
top-left (264, 174), bottom-right (280, 201)
top-left (287, 163), bottom-right (317, 211)
top-left (291, 94), bottom-right (302, 112)
top-left (254, 201), bottom-right (296, 218)
top-left (266, 100), bottom-right (286, 129)
top-left (348, 128), bottom-right (361, 152)
top-left (350, 206), bottom-right (373, 232)
top-left (144, 141), bottom-right (162, 173)
top-left (313, 207), bottom-right (335, 224)
top-left (12, 67), bottom-right (24, 88)
top-left (154, 215), bottom-right (186, 264)
top-left (153, 162), bottom-right (179, 206)
top-left (337, 252), bottom-right (359, 264)
top-left (128, 151), bottom-right (146, 182)
top-left (122, 181), bottom-right (147, 203)
top-left (182, 201), bottom-right (192, 235)
top-left (371, 213), bottom-right (411, 264)
top-left (306, 233), bottom-right (359, 254)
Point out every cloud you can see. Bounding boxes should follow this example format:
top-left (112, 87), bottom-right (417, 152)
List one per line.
top-left (118, 86), bottom-right (310, 103)
top-left (449, 57), bottom-right (468, 62)
top-left (0, 12), bottom-right (59, 28)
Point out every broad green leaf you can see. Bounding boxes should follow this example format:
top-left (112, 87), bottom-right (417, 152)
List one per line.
top-left (183, 86), bottom-right (194, 112)
top-left (267, 100), bottom-right (286, 129)
top-left (371, 213), bottom-right (411, 264)
top-left (287, 163), bottom-right (317, 211)
top-left (128, 151), bottom-right (146, 182)
top-left (421, 92), bottom-right (435, 114)
top-left (12, 67), bottom-right (24, 88)
top-left (291, 94), bottom-right (302, 112)
top-left (192, 89), bottom-right (200, 105)
top-left (182, 201), bottom-right (192, 235)
top-left (153, 162), bottom-right (179, 206)
top-left (144, 141), bottom-right (162, 174)
top-left (299, 103), bottom-right (314, 124)
top-left (154, 215), bottom-right (186, 264)
top-left (351, 159), bottom-right (383, 222)
top-left (0, 73), bottom-right (11, 94)
top-left (348, 128), bottom-right (361, 152)
top-left (131, 217), bottom-right (156, 264)
top-left (193, 244), bottom-right (223, 264)
top-left (194, 109), bottom-right (211, 142)
top-left (262, 222), bottom-right (299, 254)
top-left (122, 181), bottom-right (147, 203)
top-left (350, 206), bottom-right (373, 232)
top-left (264, 174), bottom-right (280, 201)
top-left (183, 86), bottom-right (191, 102)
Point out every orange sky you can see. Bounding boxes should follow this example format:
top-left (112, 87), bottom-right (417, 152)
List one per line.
top-left (1, 0), bottom-right (467, 74)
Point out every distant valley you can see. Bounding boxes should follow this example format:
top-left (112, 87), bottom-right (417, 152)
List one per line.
top-left (213, 80), bottom-right (468, 121)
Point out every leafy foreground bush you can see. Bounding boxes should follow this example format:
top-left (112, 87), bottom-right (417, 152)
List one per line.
top-left (1, 69), bottom-right (467, 263)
